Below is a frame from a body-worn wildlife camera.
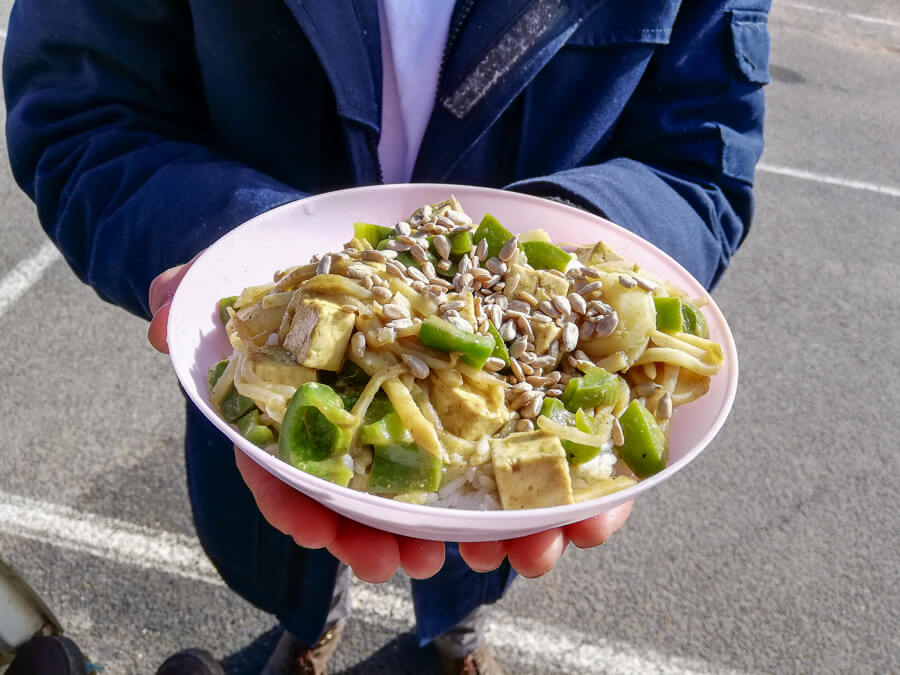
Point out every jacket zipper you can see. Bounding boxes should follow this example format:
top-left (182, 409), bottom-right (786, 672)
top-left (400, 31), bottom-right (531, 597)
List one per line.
top-left (434, 0), bottom-right (477, 112)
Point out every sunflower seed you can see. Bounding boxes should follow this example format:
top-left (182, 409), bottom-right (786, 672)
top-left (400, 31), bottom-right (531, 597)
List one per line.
top-left (578, 280), bottom-right (603, 296)
top-left (360, 250), bottom-right (386, 263)
top-left (582, 267), bottom-right (602, 278)
top-left (515, 419), bottom-right (535, 432)
top-left (385, 239), bottom-right (411, 252)
top-left (385, 262), bottom-right (406, 280)
top-left (657, 392), bottom-right (672, 420)
top-left (510, 389), bottom-right (539, 411)
top-left (516, 315), bottom-right (535, 341)
top-left (532, 355), bottom-right (556, 369)
top-left (531, 313), bottom-right (553, 324)
top-left (537, 300), bottom-right (558, 318)
top-left (360, 275), bottom-right (374, 290)
top-left (457, 255), bottom-right (473, 276)
top-left (592, 312), bottom-right (618, 337)
top-left (395, 221), bottom-right (411, 235)
top-left (509, 358), bottom-right (525, 382)
top-left (484, 357), bottom-right (506, 372)
top-left (509, 336), bottom-right (528, 358)
top-left (429, 277), bottom-right (453, 289)
top-left (316, 255), bottom-right (333, 275)
top-left (441, 300), bottom-right (466, 312)
top-left (421, 261), bottom-right (436, 279)
top-left (611, 417), bottom-right (625, 446)
top-left (520, 391), bottom-right (544, 419)
top-left (471, 267), bottom-right (492, 283)
top-left (407, 266), bottom-right (429, 284)
top-left (447, 316), bottom-right (475, 333)
top-left (431, 234), bottom-right (451, 260)
top-left (545, 370), bottom-right (562, 385)
top-left (401, 353), bottom-right (430, 379)
top-left (566, 267), bottom-right (583, 279)
top-left (351, 331), bottom-right (366, 359)
top-left (525, 375), bottom-right (551, 387)
top-left (436, 215), bottom-right (455, 229)
top-left (634, 382), bottom-right (661, 397)
top-left (634, 275), bottom-right (658, 292)
top-left (346, 263), bottom-right (372, 279)
top-left (551, 295), bottom-right (572, 316)
top-left (518, 350), bottom-right (536, 365)
top-left (408, 243), bottom-right (426, 263)
top-left (507, 300), bottom-right (531, 315)
top-left (618, 275), bottom-right (637, 288)
top-left (450, 225), bottom-right (472, 234)
top-left (437, 259), bottom-right (453, 273)
top-left (562, 323), bottom-right (580, 351)
top-left (507, 381), bottom-right (533, 397)
top-left (410, 280), bottom-right (427, 293)
top-left (485, 257), bottom-right (507, 275)
top-left (475, 238), bottom-right (489, 260)
top-left (499, 320), bottom-right (517, 342)
top-left (498, 237), bottom-right (518, 262)
top-left (516, 291), bottom-right (538, 307)
top-left (421, 205), bottom-right (433, 220)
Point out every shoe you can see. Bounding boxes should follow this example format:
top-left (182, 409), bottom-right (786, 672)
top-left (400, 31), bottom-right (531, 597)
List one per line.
top-left (7, 635), bottom-right (88, 675)
top-left (155, 648), bottom-right (224, 675)
top-left (437, 643), bottom-right (506, 675)
top-left (260, 623), bottom-right (345, 675)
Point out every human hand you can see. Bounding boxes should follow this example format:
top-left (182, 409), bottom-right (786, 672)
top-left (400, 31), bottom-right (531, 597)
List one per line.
top-left (148, 257), bottom-right (200, 354)
top-left (236, 447), bottom-right (633, 582)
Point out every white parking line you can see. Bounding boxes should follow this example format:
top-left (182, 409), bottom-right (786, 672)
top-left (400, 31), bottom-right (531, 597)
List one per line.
top-left (0, 490), bottom-right (741, 675)
top-left (780, 2), bottom-right (900, 28)
top-left (757, 163), bottom-right (900, 198)
top-left (0, 242), bottom-right (61, 319)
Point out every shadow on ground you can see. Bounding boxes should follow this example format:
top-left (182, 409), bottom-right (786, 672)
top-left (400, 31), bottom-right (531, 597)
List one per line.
top-left (222, 626), bottom-right (443, 674)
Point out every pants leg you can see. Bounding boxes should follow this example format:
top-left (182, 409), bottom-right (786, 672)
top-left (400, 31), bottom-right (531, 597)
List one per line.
top-left (184, 401), bottom-right (340, 645)
top-left (411, 543), bottom-right (516, 648)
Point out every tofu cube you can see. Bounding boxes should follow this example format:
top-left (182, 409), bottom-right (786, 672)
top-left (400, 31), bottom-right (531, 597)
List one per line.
top-left (491, 431), bottom-right (574, 509)
top-left (431, 375), bottom-right (509, 441)
top-left (531, 320), bottom-right (561, 355)
top-left (504, 264), bottom-right (570, 302)
top-left (283, 297), bottom-right (356, 371)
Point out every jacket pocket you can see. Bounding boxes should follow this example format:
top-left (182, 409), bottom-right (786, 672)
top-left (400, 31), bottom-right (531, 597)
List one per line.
top-left (729, 10), bottom-right (771, 83)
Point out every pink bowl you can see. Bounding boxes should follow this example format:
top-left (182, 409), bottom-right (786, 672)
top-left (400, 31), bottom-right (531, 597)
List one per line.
top-left (167, 184), bottom-right (738, 541)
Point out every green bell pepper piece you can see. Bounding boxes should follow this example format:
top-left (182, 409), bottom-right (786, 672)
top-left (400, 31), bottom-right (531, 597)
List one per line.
top-left (208, 360), bottom-right (229, 389)
top-left (520, 241), bottom-right (571, 272)
top-left (616, 400), bottom-right (667, 478)
top-left (486, 319), bottom-right (510, 369)
top-left (654, 297), bottom-right (683, 332)
top-left (279, 383), bottom-right (350, 464)
top-left (540, 399), bottom-right (604, 464)
top-left (360, 412), bottom-right (414, 447)
top-left (368, 444), bottom-right (443, 494)
top-left (448, 230), bottom-right (474, 255)
top-left (208, 359), bottom-right (256, 422)
top-left (472, 213), bottom-right (514, 260)
top-left (297, 457), bottom-right (353, 487)
top-left (561, 367), bottom-right (620, 412)
top-left (681, 301), bottom-right (709, 338)
top-left (353, 222), bottom-right (395, 248)
top-left (417, 316), bottom-right (495, 368)
top-left (218, 296), bottom-right (238, 325)
top-left (236, 409), bottom-right (275, 447)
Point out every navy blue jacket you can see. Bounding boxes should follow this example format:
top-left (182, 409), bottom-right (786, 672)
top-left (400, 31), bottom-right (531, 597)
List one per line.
top-left (4, 0), bottom-right (770, 646)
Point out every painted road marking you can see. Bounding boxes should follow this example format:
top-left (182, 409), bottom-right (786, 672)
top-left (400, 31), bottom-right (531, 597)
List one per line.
top-left (757, 163), bottom-right (900, 198)
top-left (0, 242), bottom-right (61, 319)
top-left (780, 2), bottom-right (900, 28)
top-left (0, 490), bottom-right (743, 675)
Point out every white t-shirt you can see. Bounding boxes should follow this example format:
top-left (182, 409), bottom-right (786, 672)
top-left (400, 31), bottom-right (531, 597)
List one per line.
top-left (376, 0), bottom-right (456, 183)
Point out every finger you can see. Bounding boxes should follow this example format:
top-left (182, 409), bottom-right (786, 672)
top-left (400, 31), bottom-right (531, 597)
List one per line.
top-left (397, 536), bottom-right (445, 580)
top-left (234, 447), bottom-right (339, 549)
top-left (327, 519), bottom-right (400, 584)
top-left (506, 528), bottom-right (567, 578)
top-left (147, 301), bottom-right (172, 354)
top-left (566, 500), bottom-right (634, 549)
top-left (458, 540), bottom-right (507, 573)
top-left (149, 262), bottom-right (193, 315)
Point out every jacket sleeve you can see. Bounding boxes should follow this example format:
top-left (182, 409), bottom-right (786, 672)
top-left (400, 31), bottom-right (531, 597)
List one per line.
top-left (3, 0), bottom-right (304, 319)
top-left (508, 0), bottom-right (770, 290)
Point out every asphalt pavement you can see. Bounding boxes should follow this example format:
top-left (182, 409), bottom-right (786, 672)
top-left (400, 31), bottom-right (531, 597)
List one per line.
top-left (1, 2), bottom-right (898, 674)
